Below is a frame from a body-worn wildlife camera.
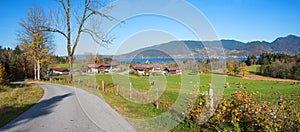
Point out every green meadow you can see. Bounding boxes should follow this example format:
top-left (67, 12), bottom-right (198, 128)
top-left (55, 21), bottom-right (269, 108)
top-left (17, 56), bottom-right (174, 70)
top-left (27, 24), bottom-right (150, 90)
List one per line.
top-left (248, 65), bottom-right (260, 73)
top-left (50, 72), bottom-right (300, 119)
top-left (52, 63), bottom-right (79, 69)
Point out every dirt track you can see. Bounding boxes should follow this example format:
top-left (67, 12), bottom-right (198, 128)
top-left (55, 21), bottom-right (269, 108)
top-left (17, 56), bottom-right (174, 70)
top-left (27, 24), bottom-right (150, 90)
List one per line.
top-left (243, 74), bottom-right (300, 83)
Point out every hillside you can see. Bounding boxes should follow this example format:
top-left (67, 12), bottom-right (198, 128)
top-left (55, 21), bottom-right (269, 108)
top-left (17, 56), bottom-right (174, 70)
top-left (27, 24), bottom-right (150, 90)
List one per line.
top-left (116, 35), bottom-right (300, 58)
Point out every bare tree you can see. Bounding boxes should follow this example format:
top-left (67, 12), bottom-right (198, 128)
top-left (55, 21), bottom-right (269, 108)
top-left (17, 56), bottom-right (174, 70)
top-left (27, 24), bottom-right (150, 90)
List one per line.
top-left (42, 0), bottom-right (115, 82)
top-left (18, 5), bottom-right (54, 80)
top-left (18, 5), bottom-right (54, 47)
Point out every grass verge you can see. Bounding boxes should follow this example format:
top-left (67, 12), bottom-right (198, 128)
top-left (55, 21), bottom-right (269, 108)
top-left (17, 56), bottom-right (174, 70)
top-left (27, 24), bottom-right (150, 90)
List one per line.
top-left (0, 84), bottom-right (44, 127)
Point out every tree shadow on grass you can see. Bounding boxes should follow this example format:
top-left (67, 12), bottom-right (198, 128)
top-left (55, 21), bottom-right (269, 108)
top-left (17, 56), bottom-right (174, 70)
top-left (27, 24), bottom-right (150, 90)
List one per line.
top-left (0, 92), bottom-right (73, 130)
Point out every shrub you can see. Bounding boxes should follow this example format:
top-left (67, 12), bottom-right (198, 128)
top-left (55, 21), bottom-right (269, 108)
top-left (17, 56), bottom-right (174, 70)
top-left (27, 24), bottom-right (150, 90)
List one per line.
top-left (129, 70), bottom-right (136, 75)
top-left (177, 88), bottom-right (300, 131)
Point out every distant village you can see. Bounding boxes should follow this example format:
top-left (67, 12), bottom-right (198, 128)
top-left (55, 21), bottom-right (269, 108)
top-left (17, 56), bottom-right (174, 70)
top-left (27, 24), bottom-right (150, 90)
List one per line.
top-left (48, 60), bottom-right (182, 76)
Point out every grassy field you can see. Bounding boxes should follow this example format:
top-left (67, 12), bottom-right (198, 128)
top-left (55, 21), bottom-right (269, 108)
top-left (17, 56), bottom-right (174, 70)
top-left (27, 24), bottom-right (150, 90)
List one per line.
top-left (51, 73), bottom-right (300, 120)
top-left (49, 73), bottom-right (300, 130)
top-left (0, 84), bottom-right (44, 127)
top-left (248, 65), bottom-right (260, 73)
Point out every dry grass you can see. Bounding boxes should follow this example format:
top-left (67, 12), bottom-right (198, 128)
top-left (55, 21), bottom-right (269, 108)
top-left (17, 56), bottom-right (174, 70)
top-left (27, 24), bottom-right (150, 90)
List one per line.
top-left (0, 84), bottom-right (43, 127)
top-left (244, 74), bottom-right (300, 82)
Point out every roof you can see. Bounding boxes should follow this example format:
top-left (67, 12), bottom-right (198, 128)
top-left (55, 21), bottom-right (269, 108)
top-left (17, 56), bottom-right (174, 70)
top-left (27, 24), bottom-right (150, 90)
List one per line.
top-left (163, 67), bottom-right (181, 71)
top-left (102, 61), bottom-right (119, 67)
top-left (49, 66), bottom-right (69, 72)
top-left (87, 61), bottom-right (119, 68)
top-left (87, 63), bottom-right (101, 68)
top-left (131, 63), bottom-right (162, 71)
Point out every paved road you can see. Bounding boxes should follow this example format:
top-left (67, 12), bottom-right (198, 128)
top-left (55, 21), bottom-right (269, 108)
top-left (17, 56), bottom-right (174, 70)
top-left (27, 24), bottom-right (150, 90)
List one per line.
top-left (1, 83), bottom-right (135, 132)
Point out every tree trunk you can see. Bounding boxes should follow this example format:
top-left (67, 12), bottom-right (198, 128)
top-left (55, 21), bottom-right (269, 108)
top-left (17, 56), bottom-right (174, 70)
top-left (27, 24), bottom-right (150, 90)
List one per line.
top-left (34, 61), bottom-right (37, 80)
top-left (37, 59), bottom-right (40, 80)
top-left (68, 55), bottom-right (73, 82)
top-left (23, 57), bottom-right (27, 79)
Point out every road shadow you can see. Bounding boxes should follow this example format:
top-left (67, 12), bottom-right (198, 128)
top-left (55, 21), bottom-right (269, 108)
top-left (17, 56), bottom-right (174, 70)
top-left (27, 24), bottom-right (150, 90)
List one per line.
top-left (0, 92), bottom-right (73, 131)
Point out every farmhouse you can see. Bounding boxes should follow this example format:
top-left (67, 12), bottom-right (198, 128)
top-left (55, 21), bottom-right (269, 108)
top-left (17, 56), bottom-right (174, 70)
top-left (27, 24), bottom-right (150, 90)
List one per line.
top-left (48, 66), bottom-right (69, 75)
top-left (130, 63), bottom-right (162, 76)
top-left (87, 63), bottom-right (101, 73)
top-left (87, 61), bottom-right (119, 73)
top-left (163, 67), bottom-right (182, 75)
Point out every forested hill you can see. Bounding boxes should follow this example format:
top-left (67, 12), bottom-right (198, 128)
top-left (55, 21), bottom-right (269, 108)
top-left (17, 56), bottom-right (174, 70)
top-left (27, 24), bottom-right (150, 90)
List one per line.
top-left (117, 35), bottom-right (300, 58)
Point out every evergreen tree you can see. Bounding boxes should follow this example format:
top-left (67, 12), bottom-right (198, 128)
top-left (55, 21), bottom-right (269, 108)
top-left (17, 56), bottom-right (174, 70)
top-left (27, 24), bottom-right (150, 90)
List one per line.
top-left (294, 62), bottom-right (300, 80)
top-left (245, 55), bottom-right (257, 66)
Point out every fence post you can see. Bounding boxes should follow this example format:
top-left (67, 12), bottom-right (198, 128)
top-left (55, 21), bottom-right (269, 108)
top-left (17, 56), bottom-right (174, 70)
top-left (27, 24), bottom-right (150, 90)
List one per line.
top-left (209, 88), bottom-right (214, 110)
top-left (102, 80), bottom-right (105, 91)
top-left (130, 82), bottom-right (132, 99)
top-left (94, 81), bottom-right (97, 89)
top-left (156, 87), bottom-right (159, 109)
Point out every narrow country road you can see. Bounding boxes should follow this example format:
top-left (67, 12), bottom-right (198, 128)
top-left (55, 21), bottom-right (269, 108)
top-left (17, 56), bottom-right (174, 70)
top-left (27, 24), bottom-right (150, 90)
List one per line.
top-left (0, 83), bottom-right (135, 132)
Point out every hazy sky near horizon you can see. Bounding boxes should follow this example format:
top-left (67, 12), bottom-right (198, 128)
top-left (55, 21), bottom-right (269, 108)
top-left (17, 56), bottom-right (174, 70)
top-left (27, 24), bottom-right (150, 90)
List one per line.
top-left (0, 0), bottom-right (299, 55)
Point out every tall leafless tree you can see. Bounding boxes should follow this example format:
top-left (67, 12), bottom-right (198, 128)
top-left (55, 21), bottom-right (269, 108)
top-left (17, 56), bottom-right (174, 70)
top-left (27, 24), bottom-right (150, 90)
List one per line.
top-left (18, 5), bottom-right (54, 80)
top-left (18, 5), bottom-right (54, 48)
top-left (42, 0), bottom-right (115, 82)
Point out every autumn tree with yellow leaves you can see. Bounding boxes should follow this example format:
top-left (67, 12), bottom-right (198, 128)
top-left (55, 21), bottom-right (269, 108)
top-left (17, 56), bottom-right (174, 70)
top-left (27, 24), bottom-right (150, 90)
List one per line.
top-left (239, 61), bottom-right (249, 77)
top-left (22, 32), bottom-right (51, 80)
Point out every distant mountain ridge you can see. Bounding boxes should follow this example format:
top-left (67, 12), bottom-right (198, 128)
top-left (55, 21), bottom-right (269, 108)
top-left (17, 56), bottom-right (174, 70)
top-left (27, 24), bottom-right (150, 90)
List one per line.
top-left (116, 35), bottom-right (300, 58)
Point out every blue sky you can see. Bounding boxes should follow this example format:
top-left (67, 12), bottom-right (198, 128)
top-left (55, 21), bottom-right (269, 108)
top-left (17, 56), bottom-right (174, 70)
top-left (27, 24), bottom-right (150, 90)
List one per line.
top-left (0, 0), bottom-right (299, 55)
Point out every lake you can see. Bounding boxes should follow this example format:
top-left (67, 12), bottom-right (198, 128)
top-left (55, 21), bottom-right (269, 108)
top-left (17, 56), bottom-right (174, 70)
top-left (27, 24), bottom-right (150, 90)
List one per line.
top-left (115, 57), bottom-right (248, 63)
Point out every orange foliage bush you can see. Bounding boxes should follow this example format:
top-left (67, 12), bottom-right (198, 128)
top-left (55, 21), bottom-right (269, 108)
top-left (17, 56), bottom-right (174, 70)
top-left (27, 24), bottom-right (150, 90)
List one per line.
top-left (178, 89), bottom-right (300, 131)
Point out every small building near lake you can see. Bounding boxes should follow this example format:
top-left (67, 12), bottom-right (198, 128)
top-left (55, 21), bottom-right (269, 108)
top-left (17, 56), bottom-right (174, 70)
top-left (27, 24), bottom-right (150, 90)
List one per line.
top-left (163, 67), bottom-right (182, 75)
top-left (130, 63), bottom-right (162, 76)
top-left (87, 61), bottom-right (119, 73)
top-left (48, 66), bottom-right (69, 75)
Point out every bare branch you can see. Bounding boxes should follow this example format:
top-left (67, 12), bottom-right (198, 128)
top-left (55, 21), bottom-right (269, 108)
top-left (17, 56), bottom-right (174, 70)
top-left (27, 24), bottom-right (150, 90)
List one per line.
top-left (73, 9), bottom-right (82, 24)
top-left (49, 8), bottom-right (66, 30)
top-left (40, 26), bottom-right (68, 39)
top-left (20, 21), bottom-right (33, 35)
top-left (87, 9), bottom-right (114, 21)
top-left (58, 0), bottom-right (69, 16)
top-left (81, 28), bottom-right (112, 44)
top-left (71, 0), bottom-right (89, 56)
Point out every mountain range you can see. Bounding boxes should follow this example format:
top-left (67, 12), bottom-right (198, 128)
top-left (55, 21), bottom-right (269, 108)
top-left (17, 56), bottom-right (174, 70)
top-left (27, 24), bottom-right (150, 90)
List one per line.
top-left (116, 35), bottom-right (300, 58)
